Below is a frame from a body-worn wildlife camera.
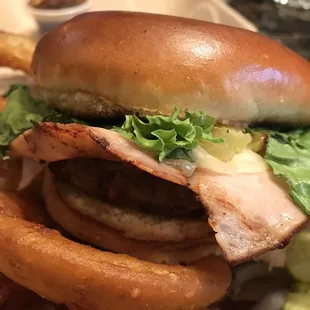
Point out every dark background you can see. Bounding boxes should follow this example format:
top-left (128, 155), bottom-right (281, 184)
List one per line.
top-left (228, 0), bottom-right (310, 60)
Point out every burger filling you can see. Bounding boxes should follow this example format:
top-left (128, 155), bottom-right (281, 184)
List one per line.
top-left (49, 158), bottom-right (215, 248)
top-left (1, 84), bottom-right (310, 309)
top-left (1, 85), bottom-right (309, 216)
top-left (0, 85), bottom-right (309, 259)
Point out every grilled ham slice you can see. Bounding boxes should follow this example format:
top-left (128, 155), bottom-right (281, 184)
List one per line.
top-left (11, 123), bottom-right (307, 263)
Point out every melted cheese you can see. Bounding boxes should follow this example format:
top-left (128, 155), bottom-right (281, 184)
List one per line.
top-left (193, 146), bottom-right (269, 175)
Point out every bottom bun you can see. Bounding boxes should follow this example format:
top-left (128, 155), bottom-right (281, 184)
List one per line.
top-left (43, 169), bottom-right (221, 265)
top-left (56, 178), bottom-right (211, 242)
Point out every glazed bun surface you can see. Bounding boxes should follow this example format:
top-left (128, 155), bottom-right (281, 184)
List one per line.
top-left (32, 11), bottom-right (310, 124)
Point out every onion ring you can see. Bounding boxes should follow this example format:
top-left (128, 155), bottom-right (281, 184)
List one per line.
top-left (0, 188), bottom-right (231, 309)
top-left (0, 187), bottom-right (48, 225)
top-left (1, 278), bottom-right (69, 310)
top-left (0, 32), bottom-right (35, 74)
top-left (0, 214), bottom-right (231, 310)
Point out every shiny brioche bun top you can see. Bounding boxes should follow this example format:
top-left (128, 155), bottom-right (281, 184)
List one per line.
top-left (31, 11), bottom-right (310, 124)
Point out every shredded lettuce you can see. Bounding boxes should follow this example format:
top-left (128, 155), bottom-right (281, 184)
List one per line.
top-left (0, 85), bottom-right (81, 158)
top-left (261, 128), bottom-right (310, 215)
top-left (114, 109), bottom-right (223, 162)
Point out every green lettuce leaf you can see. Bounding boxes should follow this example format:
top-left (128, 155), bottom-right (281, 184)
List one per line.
top-left (0, 85), bottom-right (81, 158)
top-left (114, 108), bottom-right (223, 162)
top-left (1, 85), bottom-right (222, 163)
top-left (262, 128), bottom-right (310, 215)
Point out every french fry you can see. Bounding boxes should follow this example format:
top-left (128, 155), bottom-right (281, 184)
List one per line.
top-left (0, 32), bottom-right (35, 74)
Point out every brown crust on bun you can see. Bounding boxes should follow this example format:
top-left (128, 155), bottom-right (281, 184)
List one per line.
top-left (32, 11), bottom-right (310, 124)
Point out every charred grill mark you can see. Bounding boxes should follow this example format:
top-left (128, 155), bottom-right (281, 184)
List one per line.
top-left (23, 132), bottom-right (37, 154)
top-left (40, 123), bottom-right (90, 154)
top-left (214, 196), bottom-right (257, 232)
top-left (189, 179), bottom-right (290, 265)
top-left (88, 130), bottom-right (109, 149)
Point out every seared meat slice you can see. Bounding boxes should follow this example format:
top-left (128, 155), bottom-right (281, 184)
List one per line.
top-left (12, 123), bottom-right (307, 263)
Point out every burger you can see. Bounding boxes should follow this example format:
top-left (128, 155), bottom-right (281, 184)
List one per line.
top-left (0, 11), bottom-right (310, 310)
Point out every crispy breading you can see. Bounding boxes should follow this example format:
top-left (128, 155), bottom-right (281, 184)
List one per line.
top-left (0, 186), bottom-right (231, 310)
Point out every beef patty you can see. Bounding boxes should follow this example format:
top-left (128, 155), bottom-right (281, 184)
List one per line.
top-left (50, 159), bottom-right (204, 218)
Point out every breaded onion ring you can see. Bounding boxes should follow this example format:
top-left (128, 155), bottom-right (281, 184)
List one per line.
top-left (0, 273), bottom-right (69, 310)
top-left (0, 214), bottom-right (231, 310)
top-left (0, 188), bottom-right (231, 309)
top-left (0, 188), bottom-right (56, 309)
top-left (0, 32), bottom-right (35, 74)
top-left (2, 285), bottom-right (68, 310)
top-left (44, 170), bottom-right (221, 265)
top-left (0, 187), bottom-right (48, 225)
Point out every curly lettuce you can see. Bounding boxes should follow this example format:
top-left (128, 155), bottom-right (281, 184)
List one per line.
top-left (114, 109), bottom-right (223, 162)
top-left (0, 85), bottom-right (81, 158)
top-left (263, 128), bottom-right (310, 215)
top-left (0, 85), bottom-right (222, 162)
